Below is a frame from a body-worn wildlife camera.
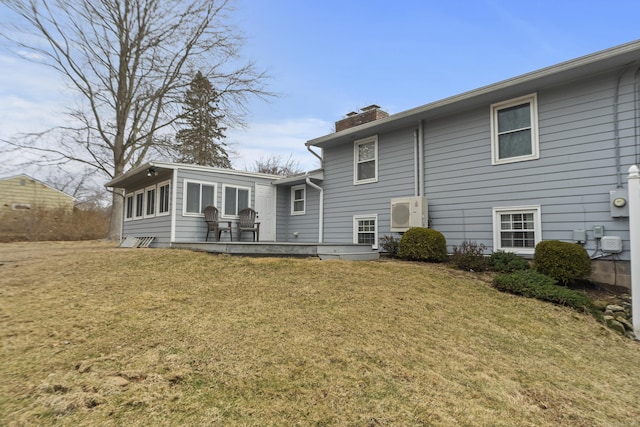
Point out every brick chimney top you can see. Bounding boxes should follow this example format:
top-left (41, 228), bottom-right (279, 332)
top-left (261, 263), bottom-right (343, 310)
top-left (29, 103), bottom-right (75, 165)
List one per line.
top-left (335, 105), bottom-right (389, 132)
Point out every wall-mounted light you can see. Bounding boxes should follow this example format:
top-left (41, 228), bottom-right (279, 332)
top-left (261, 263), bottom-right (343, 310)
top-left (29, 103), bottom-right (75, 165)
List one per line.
top-left (147, 167), bottom-right (157, 177)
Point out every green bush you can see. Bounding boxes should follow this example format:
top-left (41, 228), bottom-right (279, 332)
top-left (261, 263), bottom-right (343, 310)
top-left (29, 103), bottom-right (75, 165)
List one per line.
top-left (379, 235), bottom-right (400, 257)
top-left (489, 250), bottom-right (530, 273)
top-left (492, 270), bottom-right (600, 318)
top-left (533, 240), bottom-right (592, 285)
top-left (397, 227), bottom-right (447, 262)
top-left (450, 241), bottom-right (489, 271)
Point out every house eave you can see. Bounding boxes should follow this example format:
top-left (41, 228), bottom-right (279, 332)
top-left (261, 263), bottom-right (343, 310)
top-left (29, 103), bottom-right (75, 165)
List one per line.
top-left (307, 39), bottom-right (640, 149)
top-left (105, 161), bottom-right (283, 190)
top-left (271, 169), bottom-right (324, 186)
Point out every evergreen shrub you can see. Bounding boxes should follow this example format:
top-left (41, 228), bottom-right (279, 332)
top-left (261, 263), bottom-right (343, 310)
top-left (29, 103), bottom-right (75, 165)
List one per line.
top-left (489, 250), bottom-right (530, 273)
top-left (492, 270), bottom-right (600, 318)
top-left (533, 240), bottom-right (592, 285)
top-left (397, 227), bottom-right (447, 262)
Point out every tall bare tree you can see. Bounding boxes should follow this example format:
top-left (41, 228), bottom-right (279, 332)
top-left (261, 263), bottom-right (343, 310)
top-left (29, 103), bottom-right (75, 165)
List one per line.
top-left (0, 0), bottom-right (270, 239)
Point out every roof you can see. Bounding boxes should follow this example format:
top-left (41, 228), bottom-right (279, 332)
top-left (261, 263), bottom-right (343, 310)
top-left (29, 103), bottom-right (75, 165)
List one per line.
top-left (105, 161), bottom-right (284, 189)
top-left (271, 169), bottom-right (324, 186)
top-left (307, 39), bottom-right (640, 148)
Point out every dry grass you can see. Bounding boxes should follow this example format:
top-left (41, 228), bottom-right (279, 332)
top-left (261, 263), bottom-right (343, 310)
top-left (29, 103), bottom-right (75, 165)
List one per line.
top-left (1, 241), bottom-right (639, 426)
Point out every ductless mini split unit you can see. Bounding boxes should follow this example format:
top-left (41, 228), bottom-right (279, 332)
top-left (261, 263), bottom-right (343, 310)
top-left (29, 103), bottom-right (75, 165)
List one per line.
top-left (390, 196), bottom-right (428, 232)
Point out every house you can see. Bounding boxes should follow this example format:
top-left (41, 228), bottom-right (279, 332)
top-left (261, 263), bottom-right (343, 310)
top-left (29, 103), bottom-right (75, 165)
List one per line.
top-left (108, 40), bottom-right (640, 288)
top-left (0, 174), bottom-right (74, 212)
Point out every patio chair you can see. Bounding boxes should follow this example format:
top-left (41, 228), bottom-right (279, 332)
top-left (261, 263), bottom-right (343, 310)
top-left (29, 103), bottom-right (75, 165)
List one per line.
top-left (204, 206), bottom-right (232, 242)
top-left (237, 207), bottom-right (260, 242)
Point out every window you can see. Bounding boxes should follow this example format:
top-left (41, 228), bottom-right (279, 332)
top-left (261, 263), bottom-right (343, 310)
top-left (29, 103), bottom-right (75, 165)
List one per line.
top-left (125, 194), bottom-right (134, 221)
top-left (223, 185), bottom-right (250, 217)
top-left (184, 180), bottom-right (216, 216)
top-left (145, 186), bottom-right (156, 217)
top-left (354, 136), bottom-right (378, 184)
top-left (493, 206), bottom-right (541, 255)
top-left (491, 94), bottom-right (539, 164)
top-left (291, 185), bottom-right (306, 215)
top-left (353, 214), bottom-right (378, 249)
top-left (158, 181), bottom-right (170, 216)
top-left (134, 190), bottom-right (144, 219)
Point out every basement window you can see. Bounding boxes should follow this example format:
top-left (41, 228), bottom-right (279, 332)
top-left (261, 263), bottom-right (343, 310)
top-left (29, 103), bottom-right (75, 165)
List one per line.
top-left (353, 214), bottom-right (378, 249)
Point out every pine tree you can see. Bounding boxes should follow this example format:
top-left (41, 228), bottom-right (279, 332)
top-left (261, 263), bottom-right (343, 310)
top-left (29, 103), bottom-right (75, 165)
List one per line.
top-left (175, 71), bottom-right (231, 167)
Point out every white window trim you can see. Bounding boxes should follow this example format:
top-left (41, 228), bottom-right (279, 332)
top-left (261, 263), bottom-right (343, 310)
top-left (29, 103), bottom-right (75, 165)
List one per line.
top-left (353, 214), bottom-right (378, 249)
top-left (221, 184), bottom-right (252, 218)
top-left (183, 180), bottom-right (217, 217)
top-left (134, 189), bottom-right (145, 220)
top-left (490, 93), bottom-right (539, 165)
top-left (353, 135), bottom-right (379, 185)
top-left (124, 194), bottom-right (134, 222)
top-left (157, 180), bottom-right (171, 217)
top-left (144, 185), bottom-right (156, 218)
top-left (492, 205), bottom-right (542, 255)
top-left (291, 184), bottom-right (306, 215)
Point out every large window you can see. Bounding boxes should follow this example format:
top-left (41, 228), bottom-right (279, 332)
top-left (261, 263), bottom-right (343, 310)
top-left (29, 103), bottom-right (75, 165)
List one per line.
top-left (291, 185), bottom-right (305, 215)
top-left (124, 180), bottom-right (171, 221)
top-left (491, 94), bottom-right (539, 165)
top-left (223, 185), bottom-right (250, 217)
top-left (354, 136), bottom-right (378, 184)
top-left (158, 181), bottom-right (171, 216)
top-left (493, 206), bottom-right (541, 255)
top-left (184, 180), bottom-right (216, 216)
top-left (353, 214), bottom-right (378, 249)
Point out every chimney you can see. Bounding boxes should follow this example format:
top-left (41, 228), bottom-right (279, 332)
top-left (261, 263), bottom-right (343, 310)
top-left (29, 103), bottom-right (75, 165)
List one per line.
top-left (335, 104), bottom-right (389, 132)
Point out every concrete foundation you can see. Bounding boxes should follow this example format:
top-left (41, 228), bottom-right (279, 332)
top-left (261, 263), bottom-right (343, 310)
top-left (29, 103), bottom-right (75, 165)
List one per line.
top-left (590, 259), bottom-right (631, 291)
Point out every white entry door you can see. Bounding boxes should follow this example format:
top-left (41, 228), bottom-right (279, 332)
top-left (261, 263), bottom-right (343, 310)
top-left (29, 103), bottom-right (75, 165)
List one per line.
top-left (254, 183), bottom-right (276, 241)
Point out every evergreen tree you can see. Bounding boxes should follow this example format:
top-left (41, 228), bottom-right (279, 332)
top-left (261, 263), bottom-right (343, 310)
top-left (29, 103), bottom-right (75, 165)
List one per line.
top-left (175, 71), bottom-right (231, 167)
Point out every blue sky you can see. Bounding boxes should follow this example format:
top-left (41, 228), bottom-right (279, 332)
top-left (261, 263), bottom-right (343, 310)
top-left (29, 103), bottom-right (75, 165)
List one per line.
top-left (2, 0), bottom-right (640, 177)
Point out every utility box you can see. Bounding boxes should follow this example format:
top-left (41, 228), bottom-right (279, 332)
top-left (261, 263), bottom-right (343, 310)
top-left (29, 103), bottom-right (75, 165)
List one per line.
top-left (572, 229), bottom-right (586, 244)
top-left (610, 189), bottom-right (629, 217)
top-left (601, 236), bottom-right (623, 253)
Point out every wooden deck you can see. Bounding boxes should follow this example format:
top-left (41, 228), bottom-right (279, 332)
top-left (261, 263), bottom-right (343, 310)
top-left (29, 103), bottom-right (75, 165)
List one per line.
top-left (170, 241), bottom-right (379, 261)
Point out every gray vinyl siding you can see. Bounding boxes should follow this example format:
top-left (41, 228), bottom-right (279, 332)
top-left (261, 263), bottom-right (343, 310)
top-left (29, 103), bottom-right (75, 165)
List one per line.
top-left (320, 66), bottom-right (634, 260)
top-left (424, 68), bottom-right (633, 258)
top-left (122, 215), bottom-right (172, 247)
top-left (322, 127), bottom-right (416, 244)
top-left (173, 169), bottom-right (274, 242)
top-left (276, 184), bottom-right (320, 242)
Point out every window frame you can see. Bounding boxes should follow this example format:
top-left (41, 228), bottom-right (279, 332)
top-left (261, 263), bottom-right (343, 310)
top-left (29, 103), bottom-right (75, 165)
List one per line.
top-left (134, 189), bottom-right (145, 219)
top-left (183, 180), bottom-right (217, 217)
top-left (291, 184), bottom-right (306, 215)
top-left (124, 194), bottom-right (134, 221)
top-left (490, 93), bottom-right (539, 165)
top-left (157, 180), bottom-right (171, 217)
top-left (144, 185), bottom-right (156, 218)
top-left (492, 205), bottom-right (542, 255)
top-left (353, 135), bottom-right (378, 185)
top-left (222, 184), bottom-right (252, 218)
top-left (353, 214), bottom-right (378, 249)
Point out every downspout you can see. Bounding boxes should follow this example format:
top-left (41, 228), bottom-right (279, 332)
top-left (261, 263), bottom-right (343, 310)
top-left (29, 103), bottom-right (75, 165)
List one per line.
top-left (306, 144), bottom-right (324, 168)
top-left (306, 178), bottom-right (323, 243)
top-left (418, 120), bottom-right (425, 197)
top-left (413, 130), bottom-right (419, 196)
top-left (170, 168), bottom-right (178, 243)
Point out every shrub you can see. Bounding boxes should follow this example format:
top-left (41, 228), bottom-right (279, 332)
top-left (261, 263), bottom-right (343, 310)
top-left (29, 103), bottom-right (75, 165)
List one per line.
top-left (533, 240), bottom-right (592, 285)
top-left (397, 227), bottom-right (447, 262)
top-left (492, 270), bottom-right (600, 318)
top-left (379, 235), bottom-right (400, 257)
top-left (489, 250), bottom-right (530, 273)
top-left (450, 241), bottom-right (489, 271)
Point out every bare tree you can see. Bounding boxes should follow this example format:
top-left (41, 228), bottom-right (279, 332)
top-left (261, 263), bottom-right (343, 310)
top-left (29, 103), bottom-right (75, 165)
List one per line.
top-left (0, 0), bottom-right (271, 239)
top-left (251, 154), bottom-right (303, 177)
